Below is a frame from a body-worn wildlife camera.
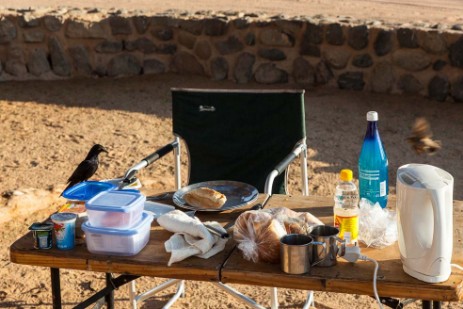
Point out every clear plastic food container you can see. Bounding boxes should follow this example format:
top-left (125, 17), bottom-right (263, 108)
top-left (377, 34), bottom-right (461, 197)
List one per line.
top-left (81, 211), bottom-right (153, 256)
top-left (85, 190), bottom-right (146, 229)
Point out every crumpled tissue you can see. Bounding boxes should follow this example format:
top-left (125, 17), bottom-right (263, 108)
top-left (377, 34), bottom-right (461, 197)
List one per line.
top-left (358, 198), bottom-right (397, 248)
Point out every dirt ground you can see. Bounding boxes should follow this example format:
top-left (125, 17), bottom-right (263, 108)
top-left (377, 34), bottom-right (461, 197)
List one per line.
top-left (4, 0), bottom-right (463, 27)
top-left (1, 0), bottom-right (463, 308)
top-left (1, 73), bottom-right (462, 309)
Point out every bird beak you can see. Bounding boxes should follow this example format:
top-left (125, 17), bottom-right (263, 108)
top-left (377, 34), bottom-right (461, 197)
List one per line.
top-left (102, 147), bottom-right (108, 153)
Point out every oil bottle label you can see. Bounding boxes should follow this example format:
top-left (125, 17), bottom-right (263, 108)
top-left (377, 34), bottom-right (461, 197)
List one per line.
top-left (334, 215), bottom-right (359, 244)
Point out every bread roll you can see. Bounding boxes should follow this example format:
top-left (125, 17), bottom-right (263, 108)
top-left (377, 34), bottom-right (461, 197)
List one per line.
top-left (183, 187), bottom-right (227, 209)
top-left (257, 218), bottom-right (287, 263)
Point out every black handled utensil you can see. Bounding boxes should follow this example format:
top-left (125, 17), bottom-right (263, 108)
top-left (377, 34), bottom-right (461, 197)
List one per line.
top-left (204, 223), bottom-right (230, 239)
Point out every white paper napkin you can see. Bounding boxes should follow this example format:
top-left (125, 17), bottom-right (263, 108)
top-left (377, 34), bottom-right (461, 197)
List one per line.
top-left (157, 210), bottom-right (228, 266)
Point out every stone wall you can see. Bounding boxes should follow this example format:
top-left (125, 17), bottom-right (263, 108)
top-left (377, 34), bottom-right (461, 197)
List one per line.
top-left (2, 7), bottom-right (463, 102)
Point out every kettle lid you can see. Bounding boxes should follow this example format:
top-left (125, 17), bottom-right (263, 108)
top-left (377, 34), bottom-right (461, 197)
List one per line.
top-left (397, 164), bottom-right (453, 190)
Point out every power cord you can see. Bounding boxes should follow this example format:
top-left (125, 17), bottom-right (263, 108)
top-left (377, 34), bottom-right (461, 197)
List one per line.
top-left (451, 263), bottom-right (463, 271)
top-left (341, 246), bottom-right (383, 309)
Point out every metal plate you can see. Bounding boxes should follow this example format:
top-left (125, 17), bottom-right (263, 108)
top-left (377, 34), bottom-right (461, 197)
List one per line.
top-left (173, 181), bottom-right (259, 212)
top-left (144, 201), bottom-right (175, 219)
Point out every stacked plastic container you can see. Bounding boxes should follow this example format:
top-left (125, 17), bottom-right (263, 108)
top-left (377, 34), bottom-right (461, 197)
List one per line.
top-left (61, 181), bottom-right (117, 239)
top-left (82, 190), bottom-right (153, 256)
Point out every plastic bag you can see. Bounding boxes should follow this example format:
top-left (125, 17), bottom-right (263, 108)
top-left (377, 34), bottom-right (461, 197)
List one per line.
top-left (358, 198), bottom-right (397, 248)
top-left (233, 211), bottom-right (286, 263)
top-left (264, 207), bottom-right (323, 234)
top-left (233, 208), bottom-right (323, 263)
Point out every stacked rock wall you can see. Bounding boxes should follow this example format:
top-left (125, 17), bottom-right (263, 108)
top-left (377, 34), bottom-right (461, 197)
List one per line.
top-left (2, 8), bottom-right (463, 101)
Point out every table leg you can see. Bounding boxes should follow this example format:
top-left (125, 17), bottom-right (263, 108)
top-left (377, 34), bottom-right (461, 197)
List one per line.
top-left (422, 300), bottom-right (441, 308)
top-left (50, 268), bottom-right (61, 309)
top-left (422, 301), bottom-right (431, 309)
top-left (432, 301), bottom-right (441, 309)
top-left (378, 296), bottom-right (405, 308)
top-left (105, 273), bottom-right (115, 309)
top-left (75, 274), bottom-right (139, 309)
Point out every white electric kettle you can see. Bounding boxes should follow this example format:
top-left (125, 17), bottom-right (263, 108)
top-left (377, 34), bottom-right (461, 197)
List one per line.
top-left (396, 163), bottom-right (454, 283)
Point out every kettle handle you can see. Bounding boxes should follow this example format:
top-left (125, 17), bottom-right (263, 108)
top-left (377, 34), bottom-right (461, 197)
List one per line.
top-left (429, 189), bottom-right (448, 262)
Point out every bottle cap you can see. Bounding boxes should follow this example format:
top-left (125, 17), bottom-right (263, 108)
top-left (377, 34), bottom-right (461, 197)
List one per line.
top-left (367, 111), bottom-right (378, 121)
top-left (340, 169), bottom-right (353, 182)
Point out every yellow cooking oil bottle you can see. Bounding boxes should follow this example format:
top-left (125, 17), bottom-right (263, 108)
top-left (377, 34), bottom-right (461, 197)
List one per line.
top-left (333, 169), bottom-right (359, 245)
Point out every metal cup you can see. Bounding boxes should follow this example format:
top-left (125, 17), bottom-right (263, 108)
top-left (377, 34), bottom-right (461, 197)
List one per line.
top-left (309, 225), bottom-right (346, 267)
top-left (280, 234), bottom-right (325, 274)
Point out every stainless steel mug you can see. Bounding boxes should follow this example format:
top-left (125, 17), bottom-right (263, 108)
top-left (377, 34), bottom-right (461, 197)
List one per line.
top-left (309, 225), bottom-right (346, 267)
top-left (280, 234), bottom-right (325, 274)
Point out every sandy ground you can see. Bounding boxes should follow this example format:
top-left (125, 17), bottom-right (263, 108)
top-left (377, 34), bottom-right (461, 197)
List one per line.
top-left (3, 0), bottom-right (463, 27)
top-left (1, 0), bottom-right (463, 308)
top-left (1, 73), bottom-right (463, 309)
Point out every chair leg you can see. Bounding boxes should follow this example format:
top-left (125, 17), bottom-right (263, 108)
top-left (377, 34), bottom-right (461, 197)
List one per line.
top-left (128, 279), bottom-right (184, 308)
top-left (300, 141), bottom-right (309, 196)
top-left (302, 291), bottom-right (314, 309)
top-left (162, 280), bottom-right (185, 309)
top-left (129, 281), bottom-right (137, 309)
top-left (270, 287), bottom-right (278, 309)
top-left (212, 282), bottom-right (267, 309)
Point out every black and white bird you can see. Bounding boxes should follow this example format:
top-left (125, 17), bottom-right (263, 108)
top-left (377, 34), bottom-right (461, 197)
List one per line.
top-left (60, 144), bottom-right (108, 196)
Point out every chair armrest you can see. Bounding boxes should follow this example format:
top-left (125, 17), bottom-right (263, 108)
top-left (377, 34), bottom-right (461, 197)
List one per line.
top-left (121, 140), bottom-right (178, 185)
top-left (143, 142), bottom-right (177, 165)
top-left (264, 143), bottom-right (306, 194)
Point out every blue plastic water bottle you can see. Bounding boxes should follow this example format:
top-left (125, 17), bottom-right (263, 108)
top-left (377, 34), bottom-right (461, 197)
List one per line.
top-left (358, 111), bottom-right (389, 208)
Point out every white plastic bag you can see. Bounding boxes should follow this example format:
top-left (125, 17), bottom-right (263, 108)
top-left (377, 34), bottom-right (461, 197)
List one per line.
top-left (358, 198), bottom-right (397, 248)
top-left (233, 208), bottom-right (323, 263)
top-left (233, 211), bottom-right (286, 263)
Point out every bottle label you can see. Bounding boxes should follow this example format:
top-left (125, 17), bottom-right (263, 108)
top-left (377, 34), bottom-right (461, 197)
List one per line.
top-left (334, 214), bottom-right (359, 244)
top-left (359, 168), bottom-right (384, 199)
top-left (380, 180), bottom-right (386, 197)
top-left (335, 191), bottom-right (359, 208)
top-left (359, 169), bottom-right (379, 181)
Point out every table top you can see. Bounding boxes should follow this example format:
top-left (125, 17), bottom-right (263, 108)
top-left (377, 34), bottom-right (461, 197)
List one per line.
top-left (9, 194), bottom-right (268, 282)
top-left (9, 194), bottom-right (463, 302)
top-left (221, 195), bottom-right (463, 301)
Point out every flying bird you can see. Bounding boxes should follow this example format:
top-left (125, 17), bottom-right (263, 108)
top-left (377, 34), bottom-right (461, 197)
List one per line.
top-left (60, 144), bottom-right (108, 196)
top-left (406, 117), bottom-right (441, 155)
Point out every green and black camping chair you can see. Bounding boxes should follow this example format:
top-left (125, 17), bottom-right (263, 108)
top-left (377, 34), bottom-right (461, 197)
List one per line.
top-left (124, 88), bottom-right (311, 309)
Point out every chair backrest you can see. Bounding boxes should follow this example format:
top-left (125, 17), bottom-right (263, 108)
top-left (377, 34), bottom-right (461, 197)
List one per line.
top-left (171, 88), bottom-right (306, 194)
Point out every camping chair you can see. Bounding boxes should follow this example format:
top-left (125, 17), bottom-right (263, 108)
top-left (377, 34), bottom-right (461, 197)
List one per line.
top-left (123, 88), bottom-right (312, 309)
